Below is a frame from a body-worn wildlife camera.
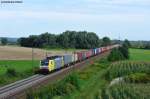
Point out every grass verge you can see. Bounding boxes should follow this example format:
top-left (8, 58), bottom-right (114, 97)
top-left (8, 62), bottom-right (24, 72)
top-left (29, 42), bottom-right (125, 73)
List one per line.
top-left (0, 60), bottom-right (39, 86)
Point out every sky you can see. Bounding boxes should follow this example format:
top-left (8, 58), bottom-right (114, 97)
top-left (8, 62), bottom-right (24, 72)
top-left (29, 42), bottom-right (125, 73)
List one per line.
top-left (0, 0), bottom-right (150, 40)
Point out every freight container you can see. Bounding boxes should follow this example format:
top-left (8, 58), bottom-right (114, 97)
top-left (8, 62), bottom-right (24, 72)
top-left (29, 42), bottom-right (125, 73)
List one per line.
top-left (91, 49), bottom-right (94, 56)
top-left (98, 48), bottom-right (101, 53)
top-left (82, 51), bottom-right (86, 59)
top-left (85, 50), bottom-right (92, 58)
top-left (93, 49), bottom-right (97, 55)
top-left (72, 53), bottom-right (78, 62)
top-left (92, 49), bottom-right (96, 55)
top-left (101, 47), bottom-right (106, 52)
top-left (96, 48), bottom-right (99, 54)
top-left (54, 57), bottom-right (63, 70)
top-left (63, 54), bottom-right (73, 65)
top-left (76, 52), bottom-right (83, 61)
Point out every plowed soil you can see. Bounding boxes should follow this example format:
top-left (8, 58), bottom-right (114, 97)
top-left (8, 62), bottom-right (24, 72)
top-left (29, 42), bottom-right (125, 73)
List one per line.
top-left (0, 46), bottom-right (81, 60)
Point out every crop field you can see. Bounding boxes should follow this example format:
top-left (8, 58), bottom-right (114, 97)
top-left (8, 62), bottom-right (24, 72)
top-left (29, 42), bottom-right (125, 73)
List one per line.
top-left (106, 61), bottom-right (150, 80)
top-left (102, 61), bottom-right (150, 99)
top-left (130, 48), bottom-right (150, 61)
top-left (107, 83), bottom-right (150, 99)
top-left (0, 46), bottom-right (84, 60)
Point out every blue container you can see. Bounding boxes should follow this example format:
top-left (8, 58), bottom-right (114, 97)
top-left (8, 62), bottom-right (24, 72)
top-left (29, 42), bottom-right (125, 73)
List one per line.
top-left (63, 54), bottom-right (73, 65)
top-left (92, 49), bottom-right (95, 56)
top-left (54, 57), bottom-right (63, 70)
top-left (96, 48), bottom-right (99, 54)
top-left (92, 49), bottom-right (97, 55)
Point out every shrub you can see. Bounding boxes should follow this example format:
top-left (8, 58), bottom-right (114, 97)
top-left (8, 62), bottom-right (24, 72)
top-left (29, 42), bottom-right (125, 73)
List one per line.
top-left (6, 68), bottom-right (17, 77)
top-left (107, 48), bottom-right (125, 62)
top-left (118, 45), bottom-right (129, 59)
top-left (64, 73), bottom-right (81, 90)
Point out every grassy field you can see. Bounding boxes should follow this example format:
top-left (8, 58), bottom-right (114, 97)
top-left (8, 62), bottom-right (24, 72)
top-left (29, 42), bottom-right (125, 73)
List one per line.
top-left (130, 48), bottom-right (150, 61)
top-left (0, 60), bottom-right (39, 86)
top-left (0, 60), bottom-right (39, 75)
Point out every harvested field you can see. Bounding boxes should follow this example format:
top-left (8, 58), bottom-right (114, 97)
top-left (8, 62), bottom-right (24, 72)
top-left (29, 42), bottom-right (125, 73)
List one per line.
top-left (0, 46), bottom-right (83, 60)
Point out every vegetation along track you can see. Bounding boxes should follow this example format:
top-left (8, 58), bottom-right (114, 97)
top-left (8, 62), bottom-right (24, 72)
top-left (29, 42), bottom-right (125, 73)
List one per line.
top-left (0, 51), bottom-right (110, 99)
top-left (0, 74), bottom-right (44, 99)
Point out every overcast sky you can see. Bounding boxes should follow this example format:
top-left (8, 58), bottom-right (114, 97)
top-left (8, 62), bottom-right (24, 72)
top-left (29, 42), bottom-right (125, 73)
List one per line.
top-left (0, 0), bottom-right (150, 40)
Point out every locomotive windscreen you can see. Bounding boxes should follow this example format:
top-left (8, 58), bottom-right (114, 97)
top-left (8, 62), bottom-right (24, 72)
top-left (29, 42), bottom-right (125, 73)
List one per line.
top-left (41, 59), bottom-right (49, 66)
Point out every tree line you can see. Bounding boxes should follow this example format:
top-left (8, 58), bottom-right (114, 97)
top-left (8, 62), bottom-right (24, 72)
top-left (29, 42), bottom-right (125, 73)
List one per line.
top-left (0, 38), bottom-right (8, 45)
top-left (130, 41), bottom-right (150, 49)
top-left (18, 31), bottom-right (112, 49)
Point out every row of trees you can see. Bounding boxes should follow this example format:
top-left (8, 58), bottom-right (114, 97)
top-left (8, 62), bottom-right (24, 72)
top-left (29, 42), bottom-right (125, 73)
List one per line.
top-left (18, 31), bottom-right (112, 49)
top-left (130, 41), bottom-right (150, 49)
top-left (0, 38), bottom-right (8, 45)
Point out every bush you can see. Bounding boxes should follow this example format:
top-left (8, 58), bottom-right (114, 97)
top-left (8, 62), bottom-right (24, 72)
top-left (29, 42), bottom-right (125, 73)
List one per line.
top-left (6, 68), bottom-right (17, 77)
top-left (118, 45), bottom-right (129, 59)
top-left (64, 73), bottom-right (81, 90)
top-left (107, 48), bottom-right (125, 62)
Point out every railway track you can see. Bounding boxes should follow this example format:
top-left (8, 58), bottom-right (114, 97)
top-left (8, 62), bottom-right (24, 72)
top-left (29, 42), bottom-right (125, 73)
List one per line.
top-left (0, 51), bottom-right (110, 99)
top-left (0, 74), bottom-right (45, 99)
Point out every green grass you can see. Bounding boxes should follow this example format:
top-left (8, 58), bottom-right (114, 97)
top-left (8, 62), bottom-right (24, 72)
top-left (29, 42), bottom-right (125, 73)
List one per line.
top-left (0, 60), bottom-right (39, 86)
top-left (0, 60), bottom-right (39, 75)
top-left (130, 48), bottom-right (150, 61)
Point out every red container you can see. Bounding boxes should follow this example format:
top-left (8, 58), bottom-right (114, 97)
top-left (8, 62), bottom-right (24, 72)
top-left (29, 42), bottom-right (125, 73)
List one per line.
top-left (101, 47), bottom-right (107, 52)
top-left (98, 48), bottom-right (101, 53)
top-left (85, 50), bottom-right (92, 58)
top-left (76, 52), bottom-right (83, 61)
top-left (101, 47), bottom-right (104, 52)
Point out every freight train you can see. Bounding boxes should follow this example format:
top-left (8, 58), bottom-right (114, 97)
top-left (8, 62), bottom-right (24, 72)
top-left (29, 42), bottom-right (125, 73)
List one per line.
top-left (39, 45), bottom-right (119, 74)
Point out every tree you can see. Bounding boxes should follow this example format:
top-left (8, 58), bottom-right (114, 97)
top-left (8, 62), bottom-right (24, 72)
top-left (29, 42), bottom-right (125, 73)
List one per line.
top-left (101, 37), bottom-right (111, 46)
top-left (1, 38), bottom-right (8, 45)
top-left (124, 39), bottom-right (131, 47)
top-left (118, 42), bottom-right (129, 59)
top-left (39, 33), bottom-right (57, 48)
top-left (76, 31), bottom-right (88, 49)
top-left (108, 40), bottom-right (130, 62)
top-left (87, 32), bottom-right (99, 48)
top-left (107, 48), bottom-right (125, 62)
top-left (144, 43), bottom-right (150, 49)
top-left (18, 30), bottom-right (100, 49)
